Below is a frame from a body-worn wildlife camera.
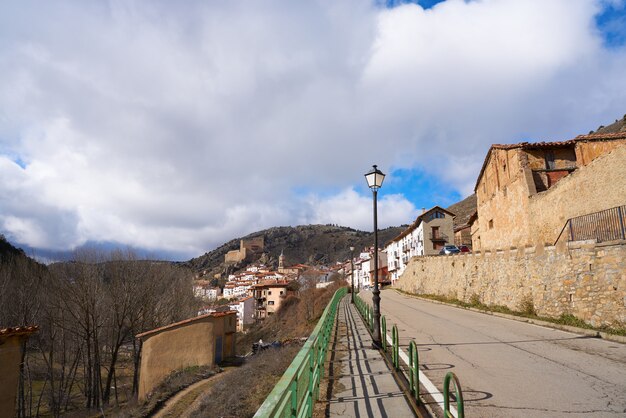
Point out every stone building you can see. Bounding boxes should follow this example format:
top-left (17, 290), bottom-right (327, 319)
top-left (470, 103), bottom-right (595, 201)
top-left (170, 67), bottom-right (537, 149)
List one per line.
top-left (473, 132), bottom-right (626, 251)
top-left (0, 326), bottom-right (38, 415)
top-left (385, 206), bottom-right (455, 283)
top-left (224, 237), bottom-right (264, 264)
top-left (136, 311), bottom-right (236, 400)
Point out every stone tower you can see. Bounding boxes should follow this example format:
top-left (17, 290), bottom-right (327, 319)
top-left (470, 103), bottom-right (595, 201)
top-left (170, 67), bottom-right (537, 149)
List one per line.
top-left (278, 249), bottom-right (285, 269)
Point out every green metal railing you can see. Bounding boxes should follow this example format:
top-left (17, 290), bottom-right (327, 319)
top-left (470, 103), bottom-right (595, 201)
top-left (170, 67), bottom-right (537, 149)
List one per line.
top-left (254, 287), bottom-right (347, 418)
top-left (353, 294), bottom-right (465, 417)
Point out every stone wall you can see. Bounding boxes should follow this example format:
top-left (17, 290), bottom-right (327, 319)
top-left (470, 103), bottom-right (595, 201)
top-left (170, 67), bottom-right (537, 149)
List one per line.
top-left (396, 240), bottom-right (626, 328)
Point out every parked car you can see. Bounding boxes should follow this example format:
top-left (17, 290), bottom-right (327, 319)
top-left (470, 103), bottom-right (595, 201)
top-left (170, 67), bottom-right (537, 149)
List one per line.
top-left (458, 245), bottom-right (471, 253)
top-left (439, 245), bottom-right (461, 255)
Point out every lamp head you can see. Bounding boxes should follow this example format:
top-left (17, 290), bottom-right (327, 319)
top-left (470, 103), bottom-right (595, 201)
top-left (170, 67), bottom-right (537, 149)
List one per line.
top-left (365, 165), bottom-right (385, 190)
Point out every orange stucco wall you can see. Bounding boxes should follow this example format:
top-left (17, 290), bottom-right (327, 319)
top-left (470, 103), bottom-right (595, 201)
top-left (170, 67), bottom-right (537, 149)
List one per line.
top-left (0, 335), bottom-right (26, 417)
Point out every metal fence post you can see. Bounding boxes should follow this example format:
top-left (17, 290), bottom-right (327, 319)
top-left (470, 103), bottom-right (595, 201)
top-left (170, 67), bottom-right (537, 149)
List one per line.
top-left (443, 372), bottom-right (464, 418)
top-left (392, 325), bottom-right (399, 370)
top-left (408, 340), bottom-right (419, 401)
top-left (619, 206), bottom-right (625, 240)
top-left (381, 316), bottom-right (387, 350)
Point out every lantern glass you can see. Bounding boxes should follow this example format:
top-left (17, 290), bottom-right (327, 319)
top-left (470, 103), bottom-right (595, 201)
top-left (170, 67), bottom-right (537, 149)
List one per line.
top-left (365, 165), bottom-right (385, 190)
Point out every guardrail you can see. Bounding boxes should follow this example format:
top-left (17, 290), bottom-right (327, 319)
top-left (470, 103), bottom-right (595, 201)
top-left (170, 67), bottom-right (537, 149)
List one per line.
top-left (555, 205), bottom-right (626, 244)
top-left (254, 287), bottom-right (347, 418)
top-left (353, 294), bottom-right (465, 418)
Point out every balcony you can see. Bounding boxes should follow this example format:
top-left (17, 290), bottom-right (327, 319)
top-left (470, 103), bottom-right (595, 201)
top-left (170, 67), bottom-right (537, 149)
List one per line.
top-left (429, 232), bottom-right (448, 242)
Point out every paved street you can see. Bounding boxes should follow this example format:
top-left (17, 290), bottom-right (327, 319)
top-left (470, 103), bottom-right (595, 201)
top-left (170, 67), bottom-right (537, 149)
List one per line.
top-left (361, 289), bottom-right (626, 417)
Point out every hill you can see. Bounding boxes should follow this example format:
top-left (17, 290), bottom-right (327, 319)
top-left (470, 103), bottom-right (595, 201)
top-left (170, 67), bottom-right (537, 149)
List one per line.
top-left (185, 224), bottom-right (406, 276)
top-left (447, 194), bottom-right (477, 229)
top-left (593, 114), bottom-right (626, 134)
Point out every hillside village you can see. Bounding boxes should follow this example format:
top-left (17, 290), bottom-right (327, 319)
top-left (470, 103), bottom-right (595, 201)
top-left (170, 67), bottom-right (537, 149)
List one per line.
top-left (2, 116), bottom-right (625, 416)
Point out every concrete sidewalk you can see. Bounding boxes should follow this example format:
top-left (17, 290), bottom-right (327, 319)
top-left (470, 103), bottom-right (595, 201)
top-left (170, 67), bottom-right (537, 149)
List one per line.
top-left (320, 295), bottom-right (416, 418)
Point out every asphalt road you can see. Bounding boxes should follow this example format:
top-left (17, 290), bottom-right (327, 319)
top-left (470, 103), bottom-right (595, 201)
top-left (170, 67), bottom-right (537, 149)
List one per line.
top-left (362, 289), bottom-right (626, 417)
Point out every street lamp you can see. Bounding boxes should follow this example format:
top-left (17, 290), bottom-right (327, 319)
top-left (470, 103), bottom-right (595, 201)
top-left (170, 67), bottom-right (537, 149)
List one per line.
top-left (350, 246), bottom-right (355, 303)
top-left (365, 164), bottom-right (385, 349)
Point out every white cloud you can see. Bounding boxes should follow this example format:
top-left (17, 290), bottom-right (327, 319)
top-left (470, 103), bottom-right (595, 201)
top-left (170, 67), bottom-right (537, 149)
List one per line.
top-left (1, 0), bottom-right (625, 258)
top-left (299, 188), bottom-right (417, 231)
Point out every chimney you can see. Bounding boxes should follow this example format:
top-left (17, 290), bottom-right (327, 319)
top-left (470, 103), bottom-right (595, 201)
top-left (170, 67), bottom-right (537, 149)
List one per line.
top-left (421, 208), bottom-right (426, 214)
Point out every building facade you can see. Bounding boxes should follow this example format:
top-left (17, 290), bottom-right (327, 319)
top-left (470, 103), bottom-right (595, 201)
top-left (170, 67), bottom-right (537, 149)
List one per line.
top-left (385, 206), bottom-right (455, 283)
top-left (473, 133), bottom-right (626, 251)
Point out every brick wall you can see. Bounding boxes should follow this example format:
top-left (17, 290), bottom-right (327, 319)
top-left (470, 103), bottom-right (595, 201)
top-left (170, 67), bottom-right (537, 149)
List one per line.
top-left (396, 240), bottom-right (626, 328)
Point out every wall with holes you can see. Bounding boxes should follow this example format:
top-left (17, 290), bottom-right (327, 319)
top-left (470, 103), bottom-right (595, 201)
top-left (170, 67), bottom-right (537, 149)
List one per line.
top-left (397, 239), bottom-right (626, 328)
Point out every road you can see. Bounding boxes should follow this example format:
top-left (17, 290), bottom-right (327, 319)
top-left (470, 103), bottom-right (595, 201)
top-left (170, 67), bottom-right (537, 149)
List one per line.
top-left (362, 289), bottom-right (626, 417)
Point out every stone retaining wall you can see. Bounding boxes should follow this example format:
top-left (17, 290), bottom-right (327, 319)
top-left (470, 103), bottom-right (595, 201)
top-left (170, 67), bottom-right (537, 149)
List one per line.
top-left (396, 240), bottom-right (626, 327)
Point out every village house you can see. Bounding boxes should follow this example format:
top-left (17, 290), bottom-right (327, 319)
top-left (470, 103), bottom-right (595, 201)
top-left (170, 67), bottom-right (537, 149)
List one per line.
top-left (192, 280), bottom-right (221, 301)
top-left (350, 248), bottom-right (388, 288)
top-left (136, 311), bottom-right (236, 400)
top-left (385, 206), bottom-right (455, 283)
top-left (251, 280), bottom-right (292, 320)
top-left (229, 296), bottom-right (255, 331)
top-left (472, 132), bottom-right (626, 251)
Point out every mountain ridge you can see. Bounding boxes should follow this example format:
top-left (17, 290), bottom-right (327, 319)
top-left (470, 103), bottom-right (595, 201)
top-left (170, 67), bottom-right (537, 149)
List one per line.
top-left (184, 224), bottom-right (407, 277)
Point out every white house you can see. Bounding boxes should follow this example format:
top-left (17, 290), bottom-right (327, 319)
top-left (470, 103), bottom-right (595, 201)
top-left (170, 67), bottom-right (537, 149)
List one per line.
top-left (385, 206), bottom-right (455, 283)
top-left (229, 296), bottom-right (255, 331)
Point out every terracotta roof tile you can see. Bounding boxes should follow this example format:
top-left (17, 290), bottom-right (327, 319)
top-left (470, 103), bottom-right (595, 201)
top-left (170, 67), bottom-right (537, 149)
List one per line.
top-left (0, 326), bottom-right (39, 337)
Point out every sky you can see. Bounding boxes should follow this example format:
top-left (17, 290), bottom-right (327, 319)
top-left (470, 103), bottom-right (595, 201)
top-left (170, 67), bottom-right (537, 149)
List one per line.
top-left (1, 0), bottom-right (626, 261)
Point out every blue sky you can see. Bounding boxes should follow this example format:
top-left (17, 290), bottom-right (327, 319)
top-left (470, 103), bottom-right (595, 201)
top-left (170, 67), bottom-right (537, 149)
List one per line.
top-left (1, 0), bottom-right (626, 261)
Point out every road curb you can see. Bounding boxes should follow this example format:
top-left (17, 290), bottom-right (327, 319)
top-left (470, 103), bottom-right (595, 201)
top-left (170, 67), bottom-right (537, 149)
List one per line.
top-left (392, 289), bottom-right (626, 345)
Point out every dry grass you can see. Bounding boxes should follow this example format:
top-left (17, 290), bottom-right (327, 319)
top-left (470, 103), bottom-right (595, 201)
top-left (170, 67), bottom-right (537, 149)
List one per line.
top-left (188, 346), bottom-right (300, 418)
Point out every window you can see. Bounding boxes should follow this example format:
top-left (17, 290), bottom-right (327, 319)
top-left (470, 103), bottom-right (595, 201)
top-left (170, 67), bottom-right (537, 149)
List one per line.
top-left (268, 291), bottom-right (272, 295)
top-left (280, 291), bottom-right (284, 295)
top-left (488, 219), bottom-right (493, 229)
top-left (428, 211), bottom-right (445, 221)
top-left (268, 301), bottom-right (275, 305)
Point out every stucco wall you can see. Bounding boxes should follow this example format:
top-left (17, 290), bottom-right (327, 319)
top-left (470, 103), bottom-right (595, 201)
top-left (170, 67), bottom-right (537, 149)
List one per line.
top-left (0, 336), bottom-right (24, 416)
top-left (530, 145), bottom-right (626, 245)
top-left (396, 240), bottom-right (626, 327)
top-left (138, 314), bottom-right (236, 400)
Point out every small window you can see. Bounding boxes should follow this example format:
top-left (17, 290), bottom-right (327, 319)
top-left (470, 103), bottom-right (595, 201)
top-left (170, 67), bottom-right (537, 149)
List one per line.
top-left (268, 301), bottom-right (275, 305)
top-left (488, 220), bottom-right (494, 229)
top-left (280, 291), bottom-right (284, 295)
top-left (268, 291), bottom-right (272, 295)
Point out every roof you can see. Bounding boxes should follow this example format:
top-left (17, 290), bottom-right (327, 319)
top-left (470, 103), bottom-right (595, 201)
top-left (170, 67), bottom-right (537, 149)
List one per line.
top-left (387, 206), bottom-right (456, 244)
top-left (250, 280), bottom-right (291, 289)
top-left (474, 132), bottom-right (626, 192)
top-left (0, 326), bottom-right (39, 338)
top-left (136, 311), bottom-right (236, 339)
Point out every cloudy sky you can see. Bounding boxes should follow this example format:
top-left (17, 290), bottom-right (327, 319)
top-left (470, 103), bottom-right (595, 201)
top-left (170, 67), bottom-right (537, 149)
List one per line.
top-left (1, 0), bottom-right (626, 260)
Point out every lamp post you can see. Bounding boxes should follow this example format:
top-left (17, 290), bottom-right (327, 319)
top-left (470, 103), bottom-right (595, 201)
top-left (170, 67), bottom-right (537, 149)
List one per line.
top-left (365, 164), bottom-right (385, 349)
top-left (350, 246), bottom-right (355, 303)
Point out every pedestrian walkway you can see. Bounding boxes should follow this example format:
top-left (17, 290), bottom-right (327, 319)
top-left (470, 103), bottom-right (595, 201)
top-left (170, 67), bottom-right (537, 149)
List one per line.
top-left (321, 295), bottom-right (416, 418)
